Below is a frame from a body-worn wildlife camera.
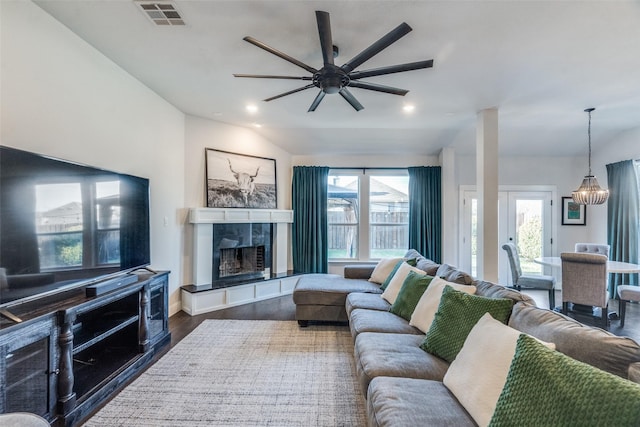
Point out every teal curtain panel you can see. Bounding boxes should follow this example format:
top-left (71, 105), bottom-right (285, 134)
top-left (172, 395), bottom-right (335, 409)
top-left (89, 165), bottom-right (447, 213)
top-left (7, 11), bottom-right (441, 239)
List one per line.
top-left (606, 159), bottom-right (640, 297)
top-left (408, 166), bottom-right (442, 263)
top-left (292, 166), bottom-right (330, 273)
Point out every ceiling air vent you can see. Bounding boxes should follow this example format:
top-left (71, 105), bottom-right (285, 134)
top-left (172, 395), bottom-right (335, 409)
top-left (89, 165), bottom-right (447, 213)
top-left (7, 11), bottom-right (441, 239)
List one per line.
top-left (135, 1), bottom-right (185, 26)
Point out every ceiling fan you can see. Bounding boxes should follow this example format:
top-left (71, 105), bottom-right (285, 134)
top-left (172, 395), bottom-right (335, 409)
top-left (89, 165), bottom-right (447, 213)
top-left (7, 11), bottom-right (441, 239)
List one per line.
top-left (233, 11), bottom-right (434, 112)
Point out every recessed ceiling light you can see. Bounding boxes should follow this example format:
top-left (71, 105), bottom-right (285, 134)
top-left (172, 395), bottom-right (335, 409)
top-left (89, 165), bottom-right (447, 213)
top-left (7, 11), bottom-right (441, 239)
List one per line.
top-left (246, 104), bottom-right (258, 113)
top-left (252, 123), bottom-right (262, 128)
top-left (403, 104), bottom-right (415, 113)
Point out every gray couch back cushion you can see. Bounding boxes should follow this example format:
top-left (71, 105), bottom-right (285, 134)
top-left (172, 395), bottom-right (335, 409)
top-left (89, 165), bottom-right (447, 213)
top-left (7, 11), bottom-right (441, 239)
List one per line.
top-left (404, 249), bottom-right (441, 276)
top-left (474, 280), bottom-right (535, 305)
top-left (435, 264), bottom-right (474, 285)
top-left (509, 302), bottom-right (640, 380)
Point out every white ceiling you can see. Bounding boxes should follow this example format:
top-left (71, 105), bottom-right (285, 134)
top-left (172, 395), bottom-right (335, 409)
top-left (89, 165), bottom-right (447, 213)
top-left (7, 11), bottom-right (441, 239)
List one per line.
top-left (33, 0), bottom-right (640, 157)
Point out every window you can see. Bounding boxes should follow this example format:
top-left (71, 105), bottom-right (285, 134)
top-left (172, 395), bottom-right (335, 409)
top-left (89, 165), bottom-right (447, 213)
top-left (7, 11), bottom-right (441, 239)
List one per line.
top-left (96, 181), bottom-right (121, 265)
top-left (36, 183), bottom-right (83, 268)
top-left (35, 179), bottom-right (121, 270)
top-left (328, 170), bottom-right (409, 260)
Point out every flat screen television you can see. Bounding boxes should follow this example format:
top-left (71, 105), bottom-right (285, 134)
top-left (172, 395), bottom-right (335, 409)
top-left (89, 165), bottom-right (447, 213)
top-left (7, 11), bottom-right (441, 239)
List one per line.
top-left (0, 146), bottom-right (151, 307)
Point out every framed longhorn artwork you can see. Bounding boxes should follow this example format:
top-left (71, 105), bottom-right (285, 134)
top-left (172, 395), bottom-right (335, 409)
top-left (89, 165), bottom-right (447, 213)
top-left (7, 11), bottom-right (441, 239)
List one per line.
top-left (205, 148), bottom-right (277, 208)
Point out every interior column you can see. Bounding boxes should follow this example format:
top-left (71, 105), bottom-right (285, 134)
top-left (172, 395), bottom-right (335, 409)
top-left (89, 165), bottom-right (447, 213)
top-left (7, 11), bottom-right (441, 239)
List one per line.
top-left (476, 108), bottom-right (499, 282)
top-left (440, 147), bottom-right (457, 265)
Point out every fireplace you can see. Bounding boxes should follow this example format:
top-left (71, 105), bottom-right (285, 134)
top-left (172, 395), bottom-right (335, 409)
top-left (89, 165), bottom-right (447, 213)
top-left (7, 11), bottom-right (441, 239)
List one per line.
top-left (212, 223), bottom-right (272, 285)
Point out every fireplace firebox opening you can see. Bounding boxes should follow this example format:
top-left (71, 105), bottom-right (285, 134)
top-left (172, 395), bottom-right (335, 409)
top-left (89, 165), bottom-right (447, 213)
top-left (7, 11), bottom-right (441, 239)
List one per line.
top-left (212, 223), bottom-right (272, 286)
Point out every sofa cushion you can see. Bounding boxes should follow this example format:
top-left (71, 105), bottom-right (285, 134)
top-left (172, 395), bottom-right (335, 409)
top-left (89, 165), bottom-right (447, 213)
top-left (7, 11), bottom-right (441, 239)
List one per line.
top-left (436, 264), bottom-right (474, 285)
top-left (379, 260), bottom-right (403, 290)
top-left (508, 302), bottom-right (640, 380)
top-left (474, 280), bottom-right (536, 305)
top-left (354, 332), bottom-right (448, 396)
top-left (293, 274), bottom-right (381, 306)
top-left (415, 258), bottom-right (441, 276)
top-left (381, 262), bottom-right (427, 305)
top-left (367, 377), bottom-right (476, 427)
top-left (409, 277), bottom-right (477, 334)
top-left (345, 293), bottom-right (390, 316)
top-left (444, 313), bottom-right (555, 427)
top-left (489, 334), bottom-right (640, 426)
top-left (389, 271), bottom-right (433, 320)
top-left (421, 286), bottom-right (514, 363)
top-left (369, 258), bottom-right (404, 284)
top-left (349, 309), bottom-right (422, 339)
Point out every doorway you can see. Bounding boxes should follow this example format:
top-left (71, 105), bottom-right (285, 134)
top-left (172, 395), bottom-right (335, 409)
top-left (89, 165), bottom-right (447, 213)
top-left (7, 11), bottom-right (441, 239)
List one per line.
top-left (459, 186), bottom-right (555, 284)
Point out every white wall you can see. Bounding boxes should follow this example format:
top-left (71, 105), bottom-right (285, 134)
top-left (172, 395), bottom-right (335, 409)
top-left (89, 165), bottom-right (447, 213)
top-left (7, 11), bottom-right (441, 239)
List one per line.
top-left (183, 115), bottom-right (293, 283)
top-left (1, 1), bottom-right (186, 314)
top-left (293, 154), bottom-right (439, 168)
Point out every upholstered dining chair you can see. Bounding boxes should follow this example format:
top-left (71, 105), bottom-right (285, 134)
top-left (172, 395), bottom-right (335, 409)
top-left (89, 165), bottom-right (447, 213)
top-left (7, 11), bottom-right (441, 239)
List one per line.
top-left (617, 285), bottom-right (640, 327)
top-left (502, 242), bottom-right (556, 310)
top-left (575, 243), bottom-right (610, 258)
top-left (561, 252), bottom-right (609, 329)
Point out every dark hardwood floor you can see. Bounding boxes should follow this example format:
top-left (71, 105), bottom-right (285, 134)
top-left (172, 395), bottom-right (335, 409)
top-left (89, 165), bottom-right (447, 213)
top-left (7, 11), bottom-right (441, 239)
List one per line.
top-left (169, 295), bottom-right (297, 346)
top-left (168, 293), bottom-right (640, 346)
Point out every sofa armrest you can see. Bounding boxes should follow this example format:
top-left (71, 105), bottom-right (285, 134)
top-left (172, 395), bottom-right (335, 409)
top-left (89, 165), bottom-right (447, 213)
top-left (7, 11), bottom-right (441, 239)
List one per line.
top-left (344, 265), bottom-right (375, 280)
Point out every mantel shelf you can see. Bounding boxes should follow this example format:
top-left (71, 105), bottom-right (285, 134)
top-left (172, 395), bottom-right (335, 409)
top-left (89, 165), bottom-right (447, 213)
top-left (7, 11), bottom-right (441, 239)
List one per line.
top-left (189, 208), bottom-right (293, 224)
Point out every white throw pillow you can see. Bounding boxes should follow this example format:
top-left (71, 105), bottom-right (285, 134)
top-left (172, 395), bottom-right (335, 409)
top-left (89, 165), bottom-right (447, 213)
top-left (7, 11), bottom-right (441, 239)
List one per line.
top-left (409, 276), bottom-right (476, 333)
top-left (368, 257), bottom-right (403, 284)
top-left (443, 313), bottom-right (555, 427)
top-left (380, 262), bottom-right (426, 304)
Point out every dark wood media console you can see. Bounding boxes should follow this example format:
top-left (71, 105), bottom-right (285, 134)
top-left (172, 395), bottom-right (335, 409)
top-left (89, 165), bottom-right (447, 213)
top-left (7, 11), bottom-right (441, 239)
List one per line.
top-left (0, 270), bottom-right (170, 426)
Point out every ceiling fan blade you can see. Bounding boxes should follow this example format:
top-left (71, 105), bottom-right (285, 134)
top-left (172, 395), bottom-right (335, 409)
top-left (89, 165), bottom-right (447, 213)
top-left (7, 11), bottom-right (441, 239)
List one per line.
top-left (263, 84), bottom-right (316, 102)
top-left (348, 60), bottom-right (434, 80)
top-left (233, 74), bottom-right (312, 80)
top-left (243, 36), bottom-right (318, 74)
top-left (308, 91), bottom-right (326, 112)
top-left (316, 11), bottom-right (334, 66)
top-left (347, 81), bottom-right (408, 96)
top-left (339, 88), bottom-right (364, 111)
top-left (341, 22), bottom-right (412, 73)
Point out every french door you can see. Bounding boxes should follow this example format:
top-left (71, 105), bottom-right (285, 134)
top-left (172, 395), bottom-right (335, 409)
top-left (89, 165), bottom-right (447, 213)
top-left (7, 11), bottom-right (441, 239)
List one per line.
top-left (460, 187), bottom-right (554, 284)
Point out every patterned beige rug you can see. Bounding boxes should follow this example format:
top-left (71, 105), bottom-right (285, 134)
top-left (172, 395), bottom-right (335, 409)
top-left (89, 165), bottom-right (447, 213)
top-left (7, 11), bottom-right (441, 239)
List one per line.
top-left (83, 320), bottom-right (366, 426)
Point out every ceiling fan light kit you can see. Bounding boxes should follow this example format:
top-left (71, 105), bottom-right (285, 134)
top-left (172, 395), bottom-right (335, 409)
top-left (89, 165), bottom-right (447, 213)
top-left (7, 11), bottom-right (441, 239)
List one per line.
top-left (233, 11), bottom-right (434, 112)
top-left (571, 107), bottom-right (609, 205)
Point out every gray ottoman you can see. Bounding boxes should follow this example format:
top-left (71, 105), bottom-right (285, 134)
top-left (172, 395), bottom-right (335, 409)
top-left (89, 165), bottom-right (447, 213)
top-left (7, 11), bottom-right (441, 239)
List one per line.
top-left (292, 273), bottom-right (382, 326)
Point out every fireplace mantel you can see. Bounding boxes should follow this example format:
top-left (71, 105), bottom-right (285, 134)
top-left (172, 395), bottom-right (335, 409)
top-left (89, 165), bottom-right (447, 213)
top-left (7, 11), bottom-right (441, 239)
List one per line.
top-left (189, 208), bottom-right (293, 224)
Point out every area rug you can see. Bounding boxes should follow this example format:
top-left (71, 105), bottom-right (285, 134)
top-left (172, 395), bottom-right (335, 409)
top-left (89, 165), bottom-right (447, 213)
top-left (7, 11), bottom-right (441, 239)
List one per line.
top-left (83, 320), bottom-right (366, 426)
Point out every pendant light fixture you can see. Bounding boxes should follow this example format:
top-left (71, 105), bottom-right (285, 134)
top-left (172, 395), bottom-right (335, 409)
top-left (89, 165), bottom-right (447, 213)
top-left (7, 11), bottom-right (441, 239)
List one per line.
top-left (571, 107), bottom-right (609, 205)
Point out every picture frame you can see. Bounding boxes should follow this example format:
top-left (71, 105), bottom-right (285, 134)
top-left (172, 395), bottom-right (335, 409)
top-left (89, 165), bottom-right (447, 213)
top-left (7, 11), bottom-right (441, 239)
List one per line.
top-left (205, 148), bottom-right (277, 208)
top-left (561, 196), bottom-right (586, 226)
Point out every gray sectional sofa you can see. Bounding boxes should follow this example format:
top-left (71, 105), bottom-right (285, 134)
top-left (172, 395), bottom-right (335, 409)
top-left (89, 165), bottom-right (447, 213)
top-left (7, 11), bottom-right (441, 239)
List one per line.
top-left (292, 249), bottom-right (640, 426)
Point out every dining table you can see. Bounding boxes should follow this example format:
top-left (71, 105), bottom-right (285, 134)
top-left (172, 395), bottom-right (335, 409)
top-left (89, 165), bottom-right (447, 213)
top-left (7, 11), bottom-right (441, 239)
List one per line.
top-left (534, 256), bottom-right (640, 274)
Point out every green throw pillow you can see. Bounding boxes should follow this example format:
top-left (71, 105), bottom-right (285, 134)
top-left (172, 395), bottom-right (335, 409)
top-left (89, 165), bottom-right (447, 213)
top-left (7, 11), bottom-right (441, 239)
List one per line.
top-left (380, 258), bottom-right (418, 291)
top-left (421, 286), bottom-right (513, 362)
top-left (380, 260), bottom-right (404, 291)
top-left (389, 271), bottom-right (433, 320)
top-left (489, 334), bottom-right (640, 427)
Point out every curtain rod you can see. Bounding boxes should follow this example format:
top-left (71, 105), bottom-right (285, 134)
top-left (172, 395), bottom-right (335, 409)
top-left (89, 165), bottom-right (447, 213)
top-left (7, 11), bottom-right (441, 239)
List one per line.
top-left (328, 167), bottom-right (404, 174)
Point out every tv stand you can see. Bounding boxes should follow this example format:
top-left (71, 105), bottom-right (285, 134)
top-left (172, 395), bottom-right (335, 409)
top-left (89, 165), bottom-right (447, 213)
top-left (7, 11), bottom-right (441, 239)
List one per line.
top-left (0, 271), bottom-right (170, 426)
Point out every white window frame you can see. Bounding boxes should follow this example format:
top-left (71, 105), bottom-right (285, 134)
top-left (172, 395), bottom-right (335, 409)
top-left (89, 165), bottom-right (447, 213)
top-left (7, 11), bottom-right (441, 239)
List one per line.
top-left (328, 168), bottom-right (409, 262)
